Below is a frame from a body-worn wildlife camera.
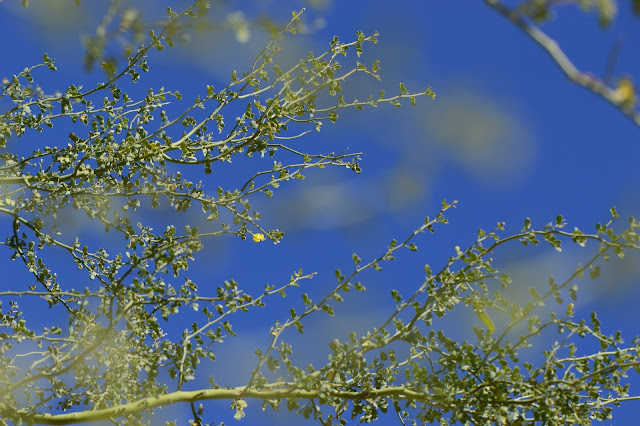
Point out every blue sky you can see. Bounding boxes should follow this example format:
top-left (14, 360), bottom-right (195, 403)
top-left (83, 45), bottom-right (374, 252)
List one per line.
top-left (2, 0), bottom-right (640, 424)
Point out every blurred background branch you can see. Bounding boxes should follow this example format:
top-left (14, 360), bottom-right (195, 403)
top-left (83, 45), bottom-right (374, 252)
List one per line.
top-left (485, 0), bottom-right (640, 126)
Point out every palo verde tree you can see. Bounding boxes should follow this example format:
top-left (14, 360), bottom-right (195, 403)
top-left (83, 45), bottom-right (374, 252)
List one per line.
top-left (1, 1), bottom-right (640, 425)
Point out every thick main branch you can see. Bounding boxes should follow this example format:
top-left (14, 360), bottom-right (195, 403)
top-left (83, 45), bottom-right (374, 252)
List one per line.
top-left (2, 384), bottom-right (430, 425)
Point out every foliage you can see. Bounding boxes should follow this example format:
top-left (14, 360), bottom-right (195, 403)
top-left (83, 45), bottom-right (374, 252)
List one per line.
top-left (0, 1), bottom-right (639, 425)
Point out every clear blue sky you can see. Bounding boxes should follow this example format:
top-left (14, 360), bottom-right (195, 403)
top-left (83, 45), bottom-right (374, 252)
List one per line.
top-left (1, 1), bottom-right (640, 424)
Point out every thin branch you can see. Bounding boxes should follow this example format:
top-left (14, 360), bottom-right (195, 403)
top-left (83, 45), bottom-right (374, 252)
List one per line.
top-left (485, 0), bottom-right (640, 127)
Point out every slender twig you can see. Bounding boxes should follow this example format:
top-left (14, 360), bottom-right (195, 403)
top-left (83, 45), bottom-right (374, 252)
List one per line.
top-left (485, 0), bottom-right (640, 126)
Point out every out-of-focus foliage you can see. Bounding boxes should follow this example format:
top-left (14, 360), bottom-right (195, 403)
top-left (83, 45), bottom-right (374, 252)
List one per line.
top-left (519, 0), bottom-right (617, 26)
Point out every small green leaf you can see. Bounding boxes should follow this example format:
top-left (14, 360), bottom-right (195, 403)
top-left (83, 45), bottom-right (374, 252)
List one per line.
top-left (101, 61), bottom-right (116, 78)
top-left (475, 308), bottom-right (495, 335)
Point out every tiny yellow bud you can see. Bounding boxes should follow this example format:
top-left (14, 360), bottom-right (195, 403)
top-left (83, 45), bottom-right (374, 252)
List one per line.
top-left (566, 303), bottom-right (575, 316)
top-left (613, 76), bottom-right (636, 107)
top-left (252, 233), bottom-right (265, 242)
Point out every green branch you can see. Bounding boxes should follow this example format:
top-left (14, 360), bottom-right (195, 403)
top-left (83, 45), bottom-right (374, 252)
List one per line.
top-left (1, 384), bottom-right (436, 425)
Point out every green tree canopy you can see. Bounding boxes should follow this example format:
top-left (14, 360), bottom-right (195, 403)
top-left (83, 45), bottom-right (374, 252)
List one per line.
top-left (1, 1), bottom-right (640, 425)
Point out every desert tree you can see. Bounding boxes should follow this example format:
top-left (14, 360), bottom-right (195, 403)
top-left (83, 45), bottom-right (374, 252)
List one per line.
top-left (0, 1), bottom-right (640, 425)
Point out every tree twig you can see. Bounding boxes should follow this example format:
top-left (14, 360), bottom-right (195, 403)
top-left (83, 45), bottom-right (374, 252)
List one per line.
top-left (485, 0), bottom-right (640, 126)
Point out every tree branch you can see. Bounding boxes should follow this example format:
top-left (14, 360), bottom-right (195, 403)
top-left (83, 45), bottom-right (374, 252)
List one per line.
top-left (485, 0), bottom-right (640, 127)
top-left (3, 384), bottom-right (433, 425)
